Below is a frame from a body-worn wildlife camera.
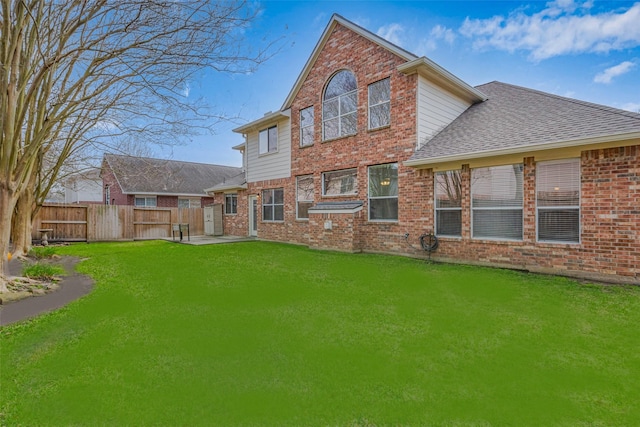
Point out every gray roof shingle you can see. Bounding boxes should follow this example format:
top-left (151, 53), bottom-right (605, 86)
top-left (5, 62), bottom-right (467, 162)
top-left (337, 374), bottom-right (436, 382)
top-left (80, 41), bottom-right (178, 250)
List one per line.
top-left (104, 154), bottom-right (242, 196)
top-left (410, 81), bottom-right (640, 162)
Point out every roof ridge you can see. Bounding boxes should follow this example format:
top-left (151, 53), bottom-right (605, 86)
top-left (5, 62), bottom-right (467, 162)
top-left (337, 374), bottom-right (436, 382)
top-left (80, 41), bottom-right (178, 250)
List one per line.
top-left (480, 81), bottom-right (640, 121)
top-left (105, 153), bottom-right (241, 169)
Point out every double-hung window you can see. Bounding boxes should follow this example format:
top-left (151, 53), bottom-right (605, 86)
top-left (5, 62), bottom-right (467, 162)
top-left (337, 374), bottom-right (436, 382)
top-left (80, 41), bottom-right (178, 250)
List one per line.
top-left (368, 78), bottom-right (390, 129)
top-left (178, 198), bottom-right (200, 208)
top-left (368, 163), bottom-right (398, 221)
top-left (300, 107), bottom-right (314, 147)
top-left (322, 168), bottom-right (357, 196)
top-left (225, 194), bottom-right (238, 215)
top-left (259, 126), bottom-right (278, 154)
top-left (536, 159), bottom-right (580, 243)
top-left (135, 196), bottom-right (156, 207)
top-left (262, 188), bottom-right (284, 221)
top-left (435, 170), bottom-right (462, 236)
top-left (471, 164), bottom-right (524, 240)
top-left (296, 175), bottom-right (314, 220)
top-left (323, 70), bottom-right (357, 140)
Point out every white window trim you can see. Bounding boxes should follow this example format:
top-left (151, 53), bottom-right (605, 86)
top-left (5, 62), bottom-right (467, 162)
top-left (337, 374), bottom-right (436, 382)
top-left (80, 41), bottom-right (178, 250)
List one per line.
top-left (262, 188), bottom-right (284, 222)
top-left (300, 106), bottom-right (314, 147)
top-left (322, 71), bottom-right (358, 141)
top-left (134, 195), bottom-right (157, 208)
top-left (471, 164), bottom-right (524, 241)
top-left (536, 158), bottom-right (581, 244)
top-left (225, 193), bottom-right (238, 215)
top-left (296, 175), bottom-right (314, 220)
top-left (434, 170), bottom-right (462, 237)
top-left (368, 78), bottom-right (391, 130)
top-left (259, 125), bottom-right (278, 155)
top-left (322, 168), bottom-right (358, 197)
top-left (368, 163), bottom-right (398, 222)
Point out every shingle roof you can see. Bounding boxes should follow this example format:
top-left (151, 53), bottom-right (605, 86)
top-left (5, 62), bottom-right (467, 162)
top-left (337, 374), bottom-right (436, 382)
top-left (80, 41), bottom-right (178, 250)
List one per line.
top-left (409, 81), bottom-right (640, 163)
top-left (104, 154), bottom-right (242, 196)
top-left (205, 171), bottom-right (247, 192)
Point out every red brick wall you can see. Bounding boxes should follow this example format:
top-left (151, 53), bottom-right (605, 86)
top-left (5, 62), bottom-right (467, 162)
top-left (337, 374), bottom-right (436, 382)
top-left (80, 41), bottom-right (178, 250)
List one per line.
top-left (426, 146), bottom-right (640, 284)
top-left (284, 22), bottom-right (420, 251)
top-left (214, 191), bottom-right (249, 236)
top-left (242, 21), bottom-right (639, 284)
top-left (101, 164), bottom-right (128, 205)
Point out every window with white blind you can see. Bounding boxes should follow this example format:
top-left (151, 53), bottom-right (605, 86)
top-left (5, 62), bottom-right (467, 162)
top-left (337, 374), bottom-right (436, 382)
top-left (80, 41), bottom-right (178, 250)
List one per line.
top-left (435, 170), bottom-right (462, 237)
top-left (536, 159), bottom-right (580, 243)
top-left (471, 164), bottom-right (523, 240)
top-left (135, 196), bottom-right (156, 207)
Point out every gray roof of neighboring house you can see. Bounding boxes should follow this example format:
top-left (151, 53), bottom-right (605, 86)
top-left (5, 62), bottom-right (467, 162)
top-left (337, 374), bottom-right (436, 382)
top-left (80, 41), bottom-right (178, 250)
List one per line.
top-left (205, 171), bottom-right (247, 193)
top-left (103, 154), bottom-right (242, 196)
top-left (409, 81), bottom-right (640, 163)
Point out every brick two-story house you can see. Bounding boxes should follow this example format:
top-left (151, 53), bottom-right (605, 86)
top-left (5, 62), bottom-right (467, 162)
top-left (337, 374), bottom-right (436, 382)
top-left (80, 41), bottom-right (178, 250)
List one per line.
top-left (209, 14), bottom-right (640, 284)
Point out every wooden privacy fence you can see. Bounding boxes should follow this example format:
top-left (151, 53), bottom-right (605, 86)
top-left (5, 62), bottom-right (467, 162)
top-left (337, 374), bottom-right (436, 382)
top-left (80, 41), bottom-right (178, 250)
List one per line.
top-left (32, 204), bottom-right (206, 242)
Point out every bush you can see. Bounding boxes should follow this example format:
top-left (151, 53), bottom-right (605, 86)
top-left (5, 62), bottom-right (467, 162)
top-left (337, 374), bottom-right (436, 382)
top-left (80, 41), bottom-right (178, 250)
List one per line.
top-left (22, 263), bottom-right (65, 281)
top-left (29, 246), bottom-right (57, 259)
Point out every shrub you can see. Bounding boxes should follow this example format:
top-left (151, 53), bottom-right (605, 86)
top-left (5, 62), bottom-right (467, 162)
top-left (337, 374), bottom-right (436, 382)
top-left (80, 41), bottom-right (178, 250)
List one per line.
top-left (29, 246), bottom-right (57, 259)
top-left (22, 263), bottom-right (65, 281)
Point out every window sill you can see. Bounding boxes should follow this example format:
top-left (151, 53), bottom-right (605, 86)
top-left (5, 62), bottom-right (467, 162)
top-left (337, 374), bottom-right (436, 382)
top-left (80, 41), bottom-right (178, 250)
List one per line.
top-left (224, 213), bottom-right (237, 216)
top-left (537, 240), bottom-right (580, 246)
top-left (322, 194), bottom-right (358, 198)
top-left (321, 133), bottom-right (357, 144)
top-left (368, 124), bottom-right (391, 133)
top-left (296, 218), bottom-right (309, 222)
top-left (367, 219), bottom-right (398, 223)
top-left (299, 143), bottom-right (314, 149)
top-left (258, 151), bottom-right (279, 158)
top-left (262, 220), bottom-right (284, 224)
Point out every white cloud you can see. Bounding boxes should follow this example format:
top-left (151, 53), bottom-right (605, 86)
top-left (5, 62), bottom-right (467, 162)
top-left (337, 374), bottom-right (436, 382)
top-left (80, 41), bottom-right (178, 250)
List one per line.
top-left (460, 1), bottom-right (640, 60)
top-left (620, 102), bottom-right (640, 112)
top-left (594, 61), bottom-right (636, 84)
top-left (376, 23), bottom-right (405, 47)
top-left (431, 25), bottom-right (456, 45)
top-left (181, 83), bottom-right (191, 97)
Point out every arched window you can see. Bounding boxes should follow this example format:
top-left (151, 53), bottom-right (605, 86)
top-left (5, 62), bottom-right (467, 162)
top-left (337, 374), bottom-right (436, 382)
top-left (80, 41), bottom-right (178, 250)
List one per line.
top-left (322, 70), bottom-right (357, 140)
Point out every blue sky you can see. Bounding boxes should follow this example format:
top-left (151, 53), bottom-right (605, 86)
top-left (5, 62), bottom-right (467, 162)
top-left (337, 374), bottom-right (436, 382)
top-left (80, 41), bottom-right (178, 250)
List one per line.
top-left (161, 0), bottom-right (640, 166)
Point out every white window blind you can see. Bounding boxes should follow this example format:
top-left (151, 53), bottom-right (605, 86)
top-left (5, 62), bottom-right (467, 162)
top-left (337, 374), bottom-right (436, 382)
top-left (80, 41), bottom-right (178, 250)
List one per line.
top-left (536, 159), bottom-right (580, 243)
top-left (435, 170), bottom-right (462, 236)
top-left (472, 164), bottom-right (523, 240)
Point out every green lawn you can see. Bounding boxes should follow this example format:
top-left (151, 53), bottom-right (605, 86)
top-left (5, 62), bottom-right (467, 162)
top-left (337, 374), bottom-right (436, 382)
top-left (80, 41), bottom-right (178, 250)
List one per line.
top-left (2, 240), bottom-right (640, 426)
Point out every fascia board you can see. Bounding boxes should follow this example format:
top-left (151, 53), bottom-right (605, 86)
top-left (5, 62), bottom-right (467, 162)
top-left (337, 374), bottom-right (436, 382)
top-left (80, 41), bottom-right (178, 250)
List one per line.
top-left (404, 131), bottom-right (640, 168)
top-left (232, 110), bottom-right (290, 134)
top-left (281, 14), bottom-right (418, 110)
top-left (398, 57), bottom-right (487, 104)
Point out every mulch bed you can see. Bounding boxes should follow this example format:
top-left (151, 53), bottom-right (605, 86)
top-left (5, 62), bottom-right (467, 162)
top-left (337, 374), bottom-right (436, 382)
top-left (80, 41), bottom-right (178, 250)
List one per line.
top-left (0, 254), bottom-right (95, 326)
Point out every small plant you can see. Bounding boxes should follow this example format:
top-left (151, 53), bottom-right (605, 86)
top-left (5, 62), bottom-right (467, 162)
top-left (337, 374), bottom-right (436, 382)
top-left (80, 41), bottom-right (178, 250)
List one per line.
top-left (29, 246), bottom-right (57, 260)
top-left (22, 263), bottom-right (65, 281)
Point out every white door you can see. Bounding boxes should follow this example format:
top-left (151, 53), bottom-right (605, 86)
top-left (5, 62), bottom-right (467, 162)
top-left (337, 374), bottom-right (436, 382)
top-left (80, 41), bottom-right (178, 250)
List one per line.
top-left (248, 195), bottom-right (258, 237)
top-left (204, 205), bottom-right (215, 235)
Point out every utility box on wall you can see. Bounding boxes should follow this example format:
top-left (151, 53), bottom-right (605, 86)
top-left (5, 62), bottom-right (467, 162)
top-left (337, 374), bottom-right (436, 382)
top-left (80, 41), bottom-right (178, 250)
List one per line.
top-left (204, 204), bottom-right (223, 236)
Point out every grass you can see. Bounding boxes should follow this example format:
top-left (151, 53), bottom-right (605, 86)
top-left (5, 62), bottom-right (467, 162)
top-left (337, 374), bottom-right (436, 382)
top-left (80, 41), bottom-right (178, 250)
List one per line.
top-left (2, 240), bottom-right (640, 426)
top-left (28, 246), bottom-right (57, 260)
top-left (21, 262), bottom-right (65, 281)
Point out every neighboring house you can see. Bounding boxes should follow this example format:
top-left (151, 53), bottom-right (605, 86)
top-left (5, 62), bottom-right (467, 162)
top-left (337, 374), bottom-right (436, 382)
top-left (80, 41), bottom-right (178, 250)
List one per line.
top-left (208, 14), bottom-right (640, 284)
top-left (63, 168), bottom-right (103, 204)
top-left (102, 154), bottom-right (242, 208)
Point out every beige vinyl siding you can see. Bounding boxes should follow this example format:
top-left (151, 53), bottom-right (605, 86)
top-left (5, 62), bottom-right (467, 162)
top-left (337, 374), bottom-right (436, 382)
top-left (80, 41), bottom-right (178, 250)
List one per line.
top-left (247, 119), bottom-right (292, 183)
top-left (416, 76), bottom-right (471, 149)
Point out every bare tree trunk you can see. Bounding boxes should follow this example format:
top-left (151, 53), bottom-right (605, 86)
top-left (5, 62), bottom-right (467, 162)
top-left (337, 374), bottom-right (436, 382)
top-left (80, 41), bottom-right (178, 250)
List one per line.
top-left (0, 187), bottom-right (19, 292)
top-left (11, 191), bottom-right (34, 257)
